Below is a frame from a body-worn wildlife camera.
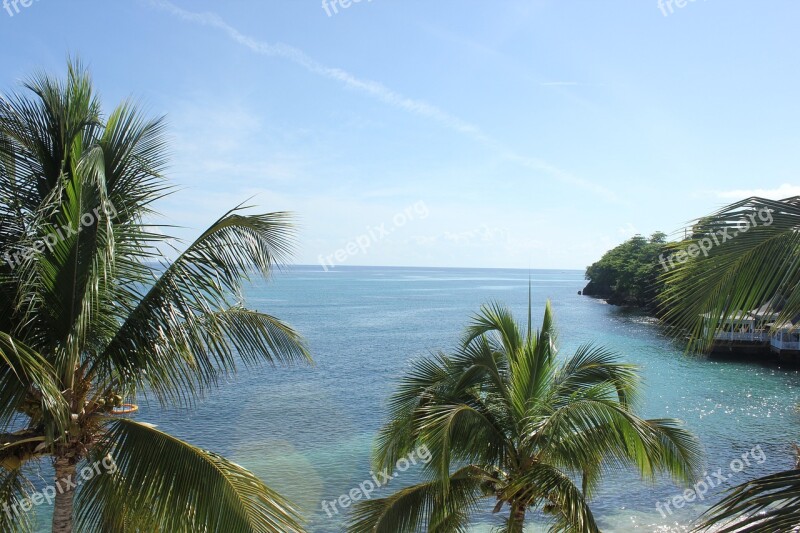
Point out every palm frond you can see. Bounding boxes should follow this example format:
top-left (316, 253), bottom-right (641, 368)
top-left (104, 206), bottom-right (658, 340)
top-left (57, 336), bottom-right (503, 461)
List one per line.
top-left (75, 418), bottom-right (305, 533)
top-left (99, 209), bottom-right (308, 405)
top-left (506, 303), bottom-right (557, 428)
top-left (374, 352), bottom-right (453, 474)
top-left (694, 469), bottom-right (800, 533)
top-left (504, 462), bottom-right (599, 533)
top-left (0, 466), bottom-right (34, 533)
top-left (534, 397), bottom-right (702, 485)
top-left (0, 332), bottom-right (67, 437)
top-left (462, 301), bottom-right (524, 356)
top-left (419, 401), bottom-right (508, 490)
top-left (660, 196), bottom-right (800, 350)
top-left (552, 344), bottom-right (640, 408)
top-left (346, 466), bottom-right (486, 533)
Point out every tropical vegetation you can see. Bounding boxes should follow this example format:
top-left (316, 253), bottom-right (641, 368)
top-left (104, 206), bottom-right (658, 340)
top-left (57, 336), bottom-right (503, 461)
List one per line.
top-left (0, 61), bottom-right (311, 532)
top-left (583, 232), bottom-right (669, 309)
top-left (347, 300), bottom-right (703, 532)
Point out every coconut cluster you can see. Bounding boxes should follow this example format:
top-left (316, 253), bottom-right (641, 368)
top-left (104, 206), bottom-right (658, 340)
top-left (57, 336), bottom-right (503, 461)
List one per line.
top-left (94, 394), bottom-right (124, 412)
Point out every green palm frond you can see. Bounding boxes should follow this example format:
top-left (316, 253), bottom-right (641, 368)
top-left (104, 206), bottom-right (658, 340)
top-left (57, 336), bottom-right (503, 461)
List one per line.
top-left (504, 462), bottom-right (599, 533)
top-left (0, 59), bottom-right (101, 200)
top-left (462, 301), bottom-right (525, 356)
top-left (0, 333), bottom-right (67, 437)
top-left (656, 196), bottom-right (800, 531)
top-left (506, 310), bottom-right (556, 427)
top-left (419, 401), bottom-right (508, 490)
top-left (373, 352), bottom-right (453, 473)
top-left (346, 466), bottom-right (486, 533)
top-left (659, 196), bottom-right (800, 350)
top-left (551, 343), bottom-right (640, 408)
top-left (535, 396), bottom-right (701, 485)
top-left (694, 469), bottom-right (800, 532)
top-left (449, 337), bottom-right (512, 414)
top-left (204, 307), bottom-right (311, 367)
top-left (75, 419), bottom-right (305, 533)
top-left (99, 209), bottom-right (309, 405)
top-left (0, 466), bottom-right (34, 533)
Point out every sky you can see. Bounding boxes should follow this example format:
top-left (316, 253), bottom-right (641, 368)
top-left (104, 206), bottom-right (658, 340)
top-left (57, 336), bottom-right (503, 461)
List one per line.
top-left (1, 0), bottom-right (799, 270)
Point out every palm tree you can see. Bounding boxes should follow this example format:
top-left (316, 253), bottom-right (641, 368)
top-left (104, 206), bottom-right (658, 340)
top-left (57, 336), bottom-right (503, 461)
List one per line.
top-left (347, 300), bottom-right (703, 532)
top-left (659, 196), bottom-right (800, 532)
top-left (0, 61), bottom-right (312, 532)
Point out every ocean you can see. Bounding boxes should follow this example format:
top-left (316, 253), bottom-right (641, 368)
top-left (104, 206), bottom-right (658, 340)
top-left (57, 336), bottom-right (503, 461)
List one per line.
top-left (35, 266), bottom-right (800, 531)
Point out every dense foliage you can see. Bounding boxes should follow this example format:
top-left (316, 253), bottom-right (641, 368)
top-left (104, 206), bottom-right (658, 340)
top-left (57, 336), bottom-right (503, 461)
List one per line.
top-left (583, 232), bottom-right (669, 308)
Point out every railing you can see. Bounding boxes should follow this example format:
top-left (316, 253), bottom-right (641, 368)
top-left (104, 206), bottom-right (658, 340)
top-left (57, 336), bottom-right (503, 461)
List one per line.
top-left (713, 331), bottom-right (769, 342)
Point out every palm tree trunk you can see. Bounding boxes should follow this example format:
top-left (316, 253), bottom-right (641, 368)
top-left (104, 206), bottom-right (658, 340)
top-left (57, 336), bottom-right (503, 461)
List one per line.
top-left (51, 457), bottom-right (76, 533)
top-left (509, 501), bottom-right (527, 532)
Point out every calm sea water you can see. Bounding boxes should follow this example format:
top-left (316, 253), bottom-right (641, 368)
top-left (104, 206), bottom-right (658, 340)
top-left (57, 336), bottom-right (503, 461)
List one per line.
top-left (33, 266), bottom-right (800, 531)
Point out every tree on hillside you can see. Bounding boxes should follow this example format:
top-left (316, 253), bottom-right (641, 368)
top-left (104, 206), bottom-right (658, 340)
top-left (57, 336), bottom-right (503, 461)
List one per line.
top-left (584, 232), bottom-right (669, 308)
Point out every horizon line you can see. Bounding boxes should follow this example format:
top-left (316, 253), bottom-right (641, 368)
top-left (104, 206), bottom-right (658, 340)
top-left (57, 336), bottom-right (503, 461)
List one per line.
top-left (283, 264), bottom-right (587, 272)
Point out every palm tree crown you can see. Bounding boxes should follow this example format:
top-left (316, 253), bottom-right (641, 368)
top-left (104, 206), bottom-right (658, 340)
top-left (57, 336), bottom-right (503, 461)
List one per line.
top-left (348, 300), bottom-right (703, 532)
top-left (0, 61), bottom-right (311, 532)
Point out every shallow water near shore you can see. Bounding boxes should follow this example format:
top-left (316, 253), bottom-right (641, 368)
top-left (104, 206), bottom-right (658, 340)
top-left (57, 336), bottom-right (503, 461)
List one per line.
top-left (33, 266), bottom-right (800, 531)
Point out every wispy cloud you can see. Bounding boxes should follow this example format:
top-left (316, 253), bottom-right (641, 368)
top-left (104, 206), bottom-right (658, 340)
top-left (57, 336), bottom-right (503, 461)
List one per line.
top-left (150, 0), bottom-right (618, 202)
top-left (150, 0), bottom-right (484, 138)
top-left (716, 183), bottom-right (800, 200)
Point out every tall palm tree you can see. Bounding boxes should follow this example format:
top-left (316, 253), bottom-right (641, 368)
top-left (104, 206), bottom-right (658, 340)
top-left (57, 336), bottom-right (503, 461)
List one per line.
top-left (347, 300), bottom-right (703, 532)
top-left (0, 61), bottom-right (312, 532)
top-left (659, 196), bottom-right (800, 532)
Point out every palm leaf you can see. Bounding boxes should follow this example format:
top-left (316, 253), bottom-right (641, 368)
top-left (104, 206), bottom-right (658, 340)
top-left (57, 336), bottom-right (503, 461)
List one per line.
top-left (0, 466), bottom-right (34, 533)
top-left (98, 209), bottom-right (309, 405)
top-left (0, 332), bottom-right (67, 437)
top-left (75, 418), bottom-right (305, 533)
top-left (346, 466), bottom-right (486, 533)
top-left (503, 462), bottom-right (600, 533)
top-left (551, 344), bottom-right (640, 408)
top-left (660, 196), bottom-right (800, 351)
top-left (694, 469), bottom-right (800, 532)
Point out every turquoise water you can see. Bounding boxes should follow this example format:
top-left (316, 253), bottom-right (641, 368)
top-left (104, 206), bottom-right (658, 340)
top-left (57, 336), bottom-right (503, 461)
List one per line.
top-left (33, 267), bottom-right (800, 531)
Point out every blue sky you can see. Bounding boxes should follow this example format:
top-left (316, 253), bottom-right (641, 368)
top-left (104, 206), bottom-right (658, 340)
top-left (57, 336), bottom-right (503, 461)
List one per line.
top-left (2, 0), bottom-right (798, 269)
